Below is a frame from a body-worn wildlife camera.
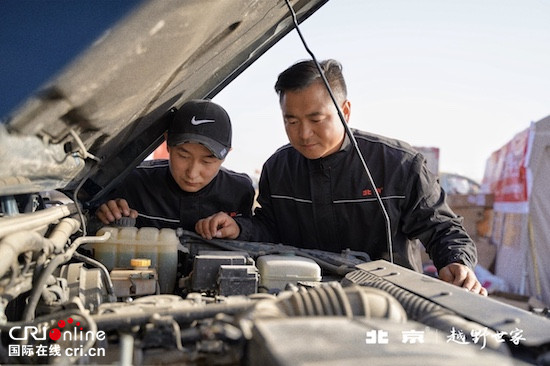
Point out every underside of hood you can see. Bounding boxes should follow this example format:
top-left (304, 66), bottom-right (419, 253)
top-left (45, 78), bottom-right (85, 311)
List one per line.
top-left (1, 0), bottom-right (328, 205)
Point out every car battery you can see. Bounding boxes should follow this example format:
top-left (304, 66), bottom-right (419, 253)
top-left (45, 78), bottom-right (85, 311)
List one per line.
top-left (217, 265), bottom-right (258, 296)
top-left (190, 251), bottom-right (253, 292)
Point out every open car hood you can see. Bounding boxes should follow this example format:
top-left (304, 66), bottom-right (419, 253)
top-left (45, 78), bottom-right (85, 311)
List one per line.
top-left (1, 0), bottom-right (328, 204)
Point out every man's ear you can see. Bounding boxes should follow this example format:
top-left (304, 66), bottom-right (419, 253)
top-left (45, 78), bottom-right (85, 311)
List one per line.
top-left (341, 100), bottom-right (351, 123)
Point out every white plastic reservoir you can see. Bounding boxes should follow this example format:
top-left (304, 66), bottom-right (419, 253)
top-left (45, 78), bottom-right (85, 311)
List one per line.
top-left (256, 255), bottom-right (322, 291)
top-left (94, 227), bottom-right (178, 294)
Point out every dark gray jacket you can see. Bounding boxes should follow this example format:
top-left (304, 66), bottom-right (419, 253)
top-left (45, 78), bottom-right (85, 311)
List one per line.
top-left (236, 129), bottom-right (477, 271)
top-left (110, 160), bottom-right (255, 230)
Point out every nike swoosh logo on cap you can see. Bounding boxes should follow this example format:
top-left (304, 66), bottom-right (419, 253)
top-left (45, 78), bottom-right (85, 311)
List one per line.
top-left (191, 116), bottom-right (215, 125)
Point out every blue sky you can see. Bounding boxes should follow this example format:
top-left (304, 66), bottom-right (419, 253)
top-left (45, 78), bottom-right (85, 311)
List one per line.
top-left (2, 0), bottom-right (549, 182)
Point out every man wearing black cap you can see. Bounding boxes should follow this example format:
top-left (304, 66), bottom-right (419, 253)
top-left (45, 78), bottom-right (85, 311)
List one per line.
top-left (95, 99), bottom-right (254, 229)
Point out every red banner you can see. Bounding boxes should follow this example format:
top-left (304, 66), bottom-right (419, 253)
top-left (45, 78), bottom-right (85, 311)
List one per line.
top-left (482, 127), bottom-right (531, 204)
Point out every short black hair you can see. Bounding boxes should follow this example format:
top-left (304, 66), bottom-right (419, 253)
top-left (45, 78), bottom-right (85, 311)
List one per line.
top-left (274, 59), bottom-right (347, 102)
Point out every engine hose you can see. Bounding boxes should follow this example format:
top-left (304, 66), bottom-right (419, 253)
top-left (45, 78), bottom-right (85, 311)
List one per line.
top-left (247, 282), bottom-right (407, 323)
top-left (92, 300), bottom-right (255, 331)
top-left (21, 232), bottom-right (111, 321)
top-left (72, 252), bottom-right (116, 300)
top-left (0, 231), bottom-right (46, 278)
top-left (0, 218), bottom-right (80, 280)
top-left (0, 204), bottom-right (75, 239)
top-left (349, 273), bottom-right (440, 320)
top-left (47, 217), bottom-right (80, 253)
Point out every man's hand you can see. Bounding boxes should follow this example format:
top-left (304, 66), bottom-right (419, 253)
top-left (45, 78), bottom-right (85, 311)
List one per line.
top-left (96, 199), bottom-right (138, 225)
top-left (438, 262), bottom-right (488, 296)
top-left (195, 212), bottom-right (240, 240)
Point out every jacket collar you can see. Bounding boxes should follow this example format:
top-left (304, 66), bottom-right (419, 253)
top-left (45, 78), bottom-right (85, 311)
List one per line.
top-left (308, 133), bottom-right (352, 169)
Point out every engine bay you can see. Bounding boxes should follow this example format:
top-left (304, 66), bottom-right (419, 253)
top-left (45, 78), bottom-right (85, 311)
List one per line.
top-left (0, 198), bottom-right (549, 365)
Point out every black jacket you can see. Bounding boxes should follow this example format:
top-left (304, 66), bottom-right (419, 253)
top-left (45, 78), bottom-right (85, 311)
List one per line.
top-left (236, 129), bottom-right (477, 271)
top-left (110, 160), bottom-right (255, 230)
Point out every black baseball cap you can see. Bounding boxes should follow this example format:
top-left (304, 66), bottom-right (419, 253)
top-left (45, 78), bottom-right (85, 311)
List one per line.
top-left (167, 99), bottom-right (232, 159)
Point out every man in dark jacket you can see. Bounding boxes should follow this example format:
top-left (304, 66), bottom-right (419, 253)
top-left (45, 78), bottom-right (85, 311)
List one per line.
top-left (196, 60), bottom-right (487, 295)
top-left (95, 99), bottom-right (255, 230)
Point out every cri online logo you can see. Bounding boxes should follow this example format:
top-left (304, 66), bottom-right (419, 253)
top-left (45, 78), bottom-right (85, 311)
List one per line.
top-left (9, 317), bottom-right (105, 342)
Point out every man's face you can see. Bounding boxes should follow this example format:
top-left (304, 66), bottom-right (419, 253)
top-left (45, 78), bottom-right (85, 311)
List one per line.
top-left (167, 142), bottom-right (223, 192)
top-left (280, 82), bottom-right (350, 160)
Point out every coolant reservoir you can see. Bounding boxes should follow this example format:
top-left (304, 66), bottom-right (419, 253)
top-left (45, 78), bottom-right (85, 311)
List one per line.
top-left (256, 255), bottom-right (322, 291)
top-left (94, 227), bottom-right (178, 294)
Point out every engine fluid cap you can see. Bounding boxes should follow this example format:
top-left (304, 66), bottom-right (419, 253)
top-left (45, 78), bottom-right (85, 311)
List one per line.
top-left (114, 217), bottom-right (136, 227)
top-left (131, 258), bottom-right (151, 268)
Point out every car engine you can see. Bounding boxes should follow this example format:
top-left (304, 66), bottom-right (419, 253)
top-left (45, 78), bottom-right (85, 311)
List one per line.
top-left (1, 196), bottom-right (549, 365)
